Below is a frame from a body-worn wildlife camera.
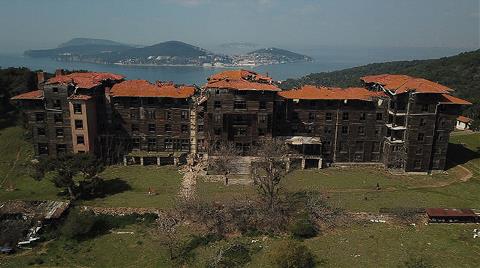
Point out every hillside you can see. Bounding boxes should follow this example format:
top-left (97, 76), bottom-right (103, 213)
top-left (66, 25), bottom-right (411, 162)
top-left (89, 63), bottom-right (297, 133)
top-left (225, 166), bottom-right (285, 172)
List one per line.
top-left (248, 47), bottom-right (312, 62)
top-left (58, 38), bottom-right (132, 48)
top-left (281, 49), bottom-right (480, 120)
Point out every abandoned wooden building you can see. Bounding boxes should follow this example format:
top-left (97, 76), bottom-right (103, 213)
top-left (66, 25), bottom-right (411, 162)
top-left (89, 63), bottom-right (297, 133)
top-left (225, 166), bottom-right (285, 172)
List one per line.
top-left (11, 69), bottom-right (472, 173)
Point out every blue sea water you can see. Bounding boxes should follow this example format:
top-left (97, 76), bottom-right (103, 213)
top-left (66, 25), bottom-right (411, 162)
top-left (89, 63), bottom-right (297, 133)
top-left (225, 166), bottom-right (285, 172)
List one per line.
top-left (0, 47), bottom-right (470, 85)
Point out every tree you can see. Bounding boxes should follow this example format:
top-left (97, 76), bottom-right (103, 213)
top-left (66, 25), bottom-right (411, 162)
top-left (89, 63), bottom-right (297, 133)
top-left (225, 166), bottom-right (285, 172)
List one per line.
top-left (32, 154), bottom-right (105, 200)
top-left (251, 138), bottom-right (290, 210)
top-left (155, 214), bottom-right (179, 261)
top-left (208, 142), bottom-right (240, 184)
top-left (271, 240), bottom-right (316, 268)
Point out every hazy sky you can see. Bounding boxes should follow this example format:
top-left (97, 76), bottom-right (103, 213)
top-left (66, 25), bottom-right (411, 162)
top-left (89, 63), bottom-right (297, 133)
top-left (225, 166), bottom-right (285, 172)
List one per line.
top-left (0, 0), bottom-right (478, 53)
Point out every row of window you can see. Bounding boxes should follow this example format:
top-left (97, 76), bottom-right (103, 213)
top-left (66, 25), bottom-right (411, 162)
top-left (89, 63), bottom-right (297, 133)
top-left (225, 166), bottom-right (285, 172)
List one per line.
top-left (130, 110), bottom-right (189, 120)
top-left (303, 112), bottom-right (384, 121)
top-left (131, 138), bottom-right (190, 151)
top-left (132, 123), bottom-right (189, 133)
top-left (213, 100), bottom-right (268, 110)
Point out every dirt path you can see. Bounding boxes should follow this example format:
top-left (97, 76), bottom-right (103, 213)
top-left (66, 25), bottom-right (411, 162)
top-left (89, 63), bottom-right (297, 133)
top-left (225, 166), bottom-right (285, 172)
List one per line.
top-left (325, 164), bottom-right (474, 194)
top-left (178, 157), bottom-right (207, 200)
top-left (1, 147), bottom-right (21, 189)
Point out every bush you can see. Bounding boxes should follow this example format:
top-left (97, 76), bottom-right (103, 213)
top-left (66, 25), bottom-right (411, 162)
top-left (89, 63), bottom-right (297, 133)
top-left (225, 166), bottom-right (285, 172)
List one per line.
top-left (271, 240), bottom-right (316, 268)
top-left (60, 209), bottom-right (96, 239)
top-left (404, 257), bottom-right (434, 268)
top-left (209, 243), bottom-right (251, 268)
top-left (289, 216), bottom-right (318, 239)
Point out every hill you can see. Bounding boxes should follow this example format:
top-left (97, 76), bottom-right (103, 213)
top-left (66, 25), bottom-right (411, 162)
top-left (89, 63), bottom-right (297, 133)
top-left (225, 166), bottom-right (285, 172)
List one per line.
top-left (281, 49), bottom-right (480, 120)
top-left (58, 38), bottom-right (132, 48)
top-left (248, 47), bottom-right (312, 62)
top-left (119, 41), bottom-right (209, 58)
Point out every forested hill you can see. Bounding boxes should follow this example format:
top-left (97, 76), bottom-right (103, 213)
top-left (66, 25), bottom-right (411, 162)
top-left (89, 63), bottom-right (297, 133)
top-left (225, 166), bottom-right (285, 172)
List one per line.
top-left (281, 49), bottom-right (480, 119)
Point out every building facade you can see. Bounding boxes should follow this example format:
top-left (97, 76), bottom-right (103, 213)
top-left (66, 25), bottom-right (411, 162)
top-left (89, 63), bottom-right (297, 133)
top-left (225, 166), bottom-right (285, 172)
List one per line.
top-left (12, 70), bottom-right (471, 173)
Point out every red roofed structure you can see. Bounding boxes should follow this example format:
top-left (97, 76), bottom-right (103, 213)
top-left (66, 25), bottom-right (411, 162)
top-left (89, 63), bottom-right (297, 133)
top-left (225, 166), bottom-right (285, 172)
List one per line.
top-left (10, 90), bottom-right (44, 100)
top-left (110, 80), bottom-right (195, 98)
top-left (426, 208), bottom-right (479, 223)
top-left (47, 72), bottom-right (125, 89)
top-left (361, 74), bottom-right (453, 94)
top-left (205, 69), bottom-right (280, 91)
top-left (439, 94), bottom-right (472, 105)
top-left (278, 85), bottom-right (385, 101)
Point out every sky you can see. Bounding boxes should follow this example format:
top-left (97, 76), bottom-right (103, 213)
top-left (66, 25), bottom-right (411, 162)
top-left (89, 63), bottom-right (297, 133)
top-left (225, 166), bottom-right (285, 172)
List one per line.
top-left (0, 0), bottom-right (478, 53)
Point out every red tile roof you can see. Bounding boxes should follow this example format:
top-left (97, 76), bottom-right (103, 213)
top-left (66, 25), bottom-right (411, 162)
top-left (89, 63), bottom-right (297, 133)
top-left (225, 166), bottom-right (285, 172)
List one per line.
top-left (361, 74), bottom-right (453, 94)
top-left (10, 90), bottom-right (44, 100)
top-left (206, 70), bottom-right (280, 91)
top-left (110, 80), bottom-right (195, 98)
top-left (457, 116), bottom-right (473, 123)
top-left (439, 94), bottom-right (472, 105)
top-left (278, 85), bottom-right (386, 101)
top-left (426, 208), bottom-right (476, 217)
top-left (47, 72), bottom-right (125, 89)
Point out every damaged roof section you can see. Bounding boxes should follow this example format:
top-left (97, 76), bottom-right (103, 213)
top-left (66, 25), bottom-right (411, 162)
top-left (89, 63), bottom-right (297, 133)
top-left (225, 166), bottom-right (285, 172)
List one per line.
top-left (278, 85), bottom-right (385, 101)
top-left (361, 74), bottom-right (453, 94)
top-left (206, 69), bottom-right (280, 91)
top-left (10, 89), bottom-right (44, 100)
top-left (110, 80), bottom-right (196, 98)
top-left (46, 72), bottom-right (125, 89)
top-left (0, 200), bottom-right (70, 220)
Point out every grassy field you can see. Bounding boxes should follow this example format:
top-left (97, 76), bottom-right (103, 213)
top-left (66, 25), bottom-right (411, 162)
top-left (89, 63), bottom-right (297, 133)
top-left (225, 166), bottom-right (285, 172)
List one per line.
top-left (1, 126), bottom-right (480, 267)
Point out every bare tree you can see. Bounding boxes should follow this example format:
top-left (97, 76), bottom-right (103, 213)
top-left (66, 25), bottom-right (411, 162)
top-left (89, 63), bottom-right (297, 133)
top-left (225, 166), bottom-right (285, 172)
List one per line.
top-left (251, 138), bottom-right (290, 210)
top-left (208, 142), bottom-right (240, 184)
top-left (155, 214), bottom-right (179, 261)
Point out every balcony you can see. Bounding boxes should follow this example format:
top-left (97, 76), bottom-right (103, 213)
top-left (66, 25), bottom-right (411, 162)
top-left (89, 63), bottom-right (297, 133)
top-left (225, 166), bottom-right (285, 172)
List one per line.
top-left (385, 124), bottom-right (407, 131)
top-left (385, 136), bottom-right (405, 144)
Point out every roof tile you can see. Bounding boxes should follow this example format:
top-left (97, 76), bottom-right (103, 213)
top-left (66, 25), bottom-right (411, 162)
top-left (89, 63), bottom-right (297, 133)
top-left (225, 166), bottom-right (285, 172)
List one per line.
top-left (361, 74), bottom-right (453, 94)
top-left (110, 80), bottom-right (195, 98)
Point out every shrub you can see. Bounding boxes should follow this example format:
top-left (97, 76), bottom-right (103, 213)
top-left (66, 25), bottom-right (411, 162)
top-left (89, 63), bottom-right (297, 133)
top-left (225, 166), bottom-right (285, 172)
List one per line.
top-left (404, 257), bottom-right (434, 268)
top-left (209, 243), bottom-right (251, 268)
top-left (60, 209), bottom-right (96, 239)
top-left (289, 216), bottom-right (318, 239)
top-left (271, 240), bottom-right (316, 268)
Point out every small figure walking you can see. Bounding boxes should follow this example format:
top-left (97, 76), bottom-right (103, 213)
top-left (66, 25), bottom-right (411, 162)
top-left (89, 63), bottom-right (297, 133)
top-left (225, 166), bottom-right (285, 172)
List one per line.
top-left (376, 182), bottom-right (381, 191)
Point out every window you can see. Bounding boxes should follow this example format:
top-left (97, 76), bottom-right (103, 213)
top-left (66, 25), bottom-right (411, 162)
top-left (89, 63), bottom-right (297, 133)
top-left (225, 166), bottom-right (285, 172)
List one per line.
top-left (130, 110), bottom-right (139, 119)
top-left (417, 133), bottom-right (425, 141)
top-left (258, 114), bottom-right (267, 124)
top-left (56, 144), bottom-right (67, 155)
top-left (360, 113), bottom-right (366, 121)
top-left (420, 118), bottom-right (426, 126)
top-left (355, 141), bottom-right (364, 152)
top-left (214, 101), bottom-right (222, 109)
top-left (340, 142), bottom-right (347, 152)
top-left (56, 128), bottom-right (64, 138)
top-left (147, 138), bottom-right (156, 151)
top-left (358, 126), bottom-right (365, 136)
top-left (73, 103), bottom-right (82, 114)
top-left (198, 124), bottom-right (204, 132)
top-left (214, 114), bottom-right (222, 123)
top-left (214, 128), bottom-right (222, 135)
top-left (37, 127), bottom-right (46, 136)
top-left (414, 160), bottom-right (422, 169)
top-left (146, 110), bottom-right (156, 119)
top-left (324, 126), bottom-right (332, 135)
top-left (416, 147), bottom-right (423, 155)
top-left (259, 101), bottom-right (266, 110)
top-left (375, 127), bottom-right (382, 137)
top-left (181, 124), bottom-right (188, 133)
top-left (181, 110), bottom-right (189, 120)
top-left (373, 142), bottom-right (381, 153)
top-left (341, 126), bottom-right (349, 134)
top-left (165, 124), bottom-right (172, 132)
top-left (308, 113), bottom-right (315, 121)
top-left (148, 124), bottom-right (156, 133)
top-left (234, 100), bottom-right (247, 110)
top-left (77, 135), bottom-right (84, 145)
top-left (376, 113), bottom-right (383, 121)
top-left (164, 139), bottom-right (173, 149)
top-left (53, 99), bottom-right (61, 109)
top-left (325, 113), bottom-right (332, 121)
top-left (52, 87), bottom-right (59, 93)
top-left (181, 139), bottom-right (190, 151)
top-left (131, 124), bottom-right (139, 132)
top-left (35, 113), bottom-right (45, 122)
top-left (132, 138), bottom-right (140, 150)
top-left (342, 112), bottom-right (349, 120)
top-left (258, 128), bottom-right (266, 136)
top-left (165, 111), bottom-right (172, 120)
top-left (440, 119), bottom-right (446, 127)
top-left (438, 135), bottom-right (445, 142)
top-left (235, 127), bottom-right (247, 136)
top-left (54, 113), bottom-right (63, 124)
top-left (421, 104), bottom-right (429, 112)
top-left (38, 143), bottom-right (48, 155)
top-left (75, 120), bottom-right (83, 130)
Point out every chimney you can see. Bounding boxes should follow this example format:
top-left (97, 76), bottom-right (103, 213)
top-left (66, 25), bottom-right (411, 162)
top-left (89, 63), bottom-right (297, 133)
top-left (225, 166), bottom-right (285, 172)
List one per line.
top-left (36, 71), bottom-right (45, 88)
top-left (55, 69), bottom-right (64, 77)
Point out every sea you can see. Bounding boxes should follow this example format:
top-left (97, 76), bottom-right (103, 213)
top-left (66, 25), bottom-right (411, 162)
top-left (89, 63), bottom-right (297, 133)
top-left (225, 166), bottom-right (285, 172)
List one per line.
top-left (0, 47), bottom-right (471, 85)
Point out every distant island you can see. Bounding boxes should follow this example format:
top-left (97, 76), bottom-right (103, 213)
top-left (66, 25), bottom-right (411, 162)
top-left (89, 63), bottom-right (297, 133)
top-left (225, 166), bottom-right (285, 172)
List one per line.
top-left (24, 38), bottom-right (312, 67)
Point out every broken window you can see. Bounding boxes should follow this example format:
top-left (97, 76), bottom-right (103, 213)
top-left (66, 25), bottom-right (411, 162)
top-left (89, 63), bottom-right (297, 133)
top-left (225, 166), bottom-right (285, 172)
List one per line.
top-left (75, 120), bottom-right (83, 130)
top-left (234, 100), bottom-right (247, 110)
top-left (73, 103), bottom-right (82, 114)
top-left (56, 128), bottom-right (64, 138)
top-left (77, 135), bottom-right (84, 145)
